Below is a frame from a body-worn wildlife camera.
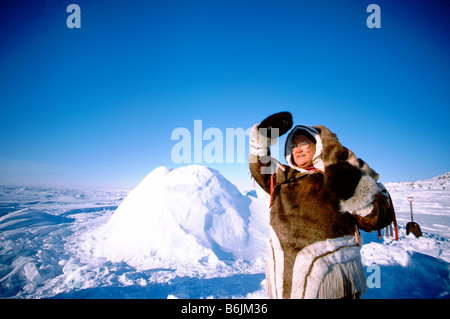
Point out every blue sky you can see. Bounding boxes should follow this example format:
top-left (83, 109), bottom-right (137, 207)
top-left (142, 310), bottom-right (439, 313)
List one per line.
top-left (0, 0), bottom-right (449, 190)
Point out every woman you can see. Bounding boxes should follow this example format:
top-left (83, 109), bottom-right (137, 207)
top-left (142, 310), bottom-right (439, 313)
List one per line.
top-left (249, 112), bottom-right (394, 299)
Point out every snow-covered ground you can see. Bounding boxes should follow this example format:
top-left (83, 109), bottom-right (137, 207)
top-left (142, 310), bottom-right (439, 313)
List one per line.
top-left (0, 167), bottom-right (449, 299)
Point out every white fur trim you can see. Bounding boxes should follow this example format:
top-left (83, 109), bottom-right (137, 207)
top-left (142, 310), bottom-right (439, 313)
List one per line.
top-left (249, 124), bottom-right (279, 157)
top-left (353, 203), bottom-right (374, 217)
top-left (317, 257), bottom-right (367, 298)
top-left (284, 125), bottom-right (324, 172)
top-left (265, 226), bottom-right (284, 299)
top-left (250, 125), bottom-right (267, 156)
top-left (339, 175), bottom-right (380, 214)
top-left (276, 161), bottom-right (286, 171)
top-left (290, 236), bottom-right (364, 299)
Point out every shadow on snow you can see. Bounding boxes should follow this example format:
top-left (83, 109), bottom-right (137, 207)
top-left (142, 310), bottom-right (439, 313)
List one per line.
top-left (51, 273), bottom-right (265, 299)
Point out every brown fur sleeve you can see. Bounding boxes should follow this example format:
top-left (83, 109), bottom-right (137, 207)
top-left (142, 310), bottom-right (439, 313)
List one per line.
top-left (354, 191), bottom-right (394, 232)
top-left (249, 124), bottom-right (284, 194)
top-left (315, 125), bottom-right (358, 168)
top-left (315, 125), bottom-right (379, 180)
top-left (315, 124), bottom-right (390, 231)
top-left (249, 154), bottom-right (274, 194)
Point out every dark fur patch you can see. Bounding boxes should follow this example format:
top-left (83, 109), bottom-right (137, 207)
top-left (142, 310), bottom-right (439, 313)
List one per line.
top-left (353, 192), bottom-right (394, 231)
top-left (325, 162), bottom-right (362, 200)
top-left (315, 125), bottom-right (348, 166)
top-left (258, 111), bottom-right (293, 138)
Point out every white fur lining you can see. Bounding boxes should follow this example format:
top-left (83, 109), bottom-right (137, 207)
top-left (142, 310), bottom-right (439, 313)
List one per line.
top-left (284, 125), bottom-right (324, 173)
top-left (339, 175), bottom-right (380, 215)
top-left (249, 124), bottom-right (279, 156)
top-left (266, 232), bottom-right (366, 299)
top-left (266, 226), bottom-right (284, 299)
top-left (250, 124), bottom-right (267, 156)
top-left (290, 236), bottom-right (365, 299)
top-left (353, 203), bottom-right (374, 217)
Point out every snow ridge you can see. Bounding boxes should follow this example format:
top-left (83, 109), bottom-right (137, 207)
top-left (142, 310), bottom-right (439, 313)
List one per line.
top-left (384, 172), bottom-right (450, 191)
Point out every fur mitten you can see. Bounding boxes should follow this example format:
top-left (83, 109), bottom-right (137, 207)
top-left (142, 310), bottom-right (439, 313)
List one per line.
top-left (325, 162), bottom-right (380, 216)
top-left (257, 111), bottom-right (293, 144)
top-left (250, 112), bottom-right (293, 156)
top-left (325, 162), bottom-right (362, 200)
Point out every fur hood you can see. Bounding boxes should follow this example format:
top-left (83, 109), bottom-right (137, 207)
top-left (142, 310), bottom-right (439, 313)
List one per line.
top-left (284, 125), bottom-right (379, 181)
top-left (284, 125), bottom-right (324, 173)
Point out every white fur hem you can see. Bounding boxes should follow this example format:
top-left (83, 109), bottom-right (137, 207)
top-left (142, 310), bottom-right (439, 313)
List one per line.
top-left (340, 175), bottom-right (380, 214)
top-left (266, 232), bottom-right (366, 299)
top-left (266, 226), bottom-right (284, 299)
top-left (290, 235), bottom-right (365, 299)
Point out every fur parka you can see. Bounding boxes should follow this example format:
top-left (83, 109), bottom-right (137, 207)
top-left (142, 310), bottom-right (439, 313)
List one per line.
top-left (249, 122), bottom-right (394, 299)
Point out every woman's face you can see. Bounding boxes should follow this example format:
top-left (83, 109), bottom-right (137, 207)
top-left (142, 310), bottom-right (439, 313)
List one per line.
top-left (291, 134), bottom-right (316, 169)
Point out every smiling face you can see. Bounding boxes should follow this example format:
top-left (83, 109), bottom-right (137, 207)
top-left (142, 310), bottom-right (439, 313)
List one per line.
top-left (291, 134), bottom-right (316, 169)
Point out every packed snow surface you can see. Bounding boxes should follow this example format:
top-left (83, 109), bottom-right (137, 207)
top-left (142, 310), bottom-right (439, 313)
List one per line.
top-left (0, 167), bottom-right (449, 298)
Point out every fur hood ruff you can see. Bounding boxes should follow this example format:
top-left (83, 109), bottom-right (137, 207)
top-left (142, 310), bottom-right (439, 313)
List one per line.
top-left (285, 125), bottom-right (324, 173)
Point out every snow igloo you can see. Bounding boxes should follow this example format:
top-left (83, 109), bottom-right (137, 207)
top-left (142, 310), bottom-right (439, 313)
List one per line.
top-left (91, 165), bottom-right (269, 270)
